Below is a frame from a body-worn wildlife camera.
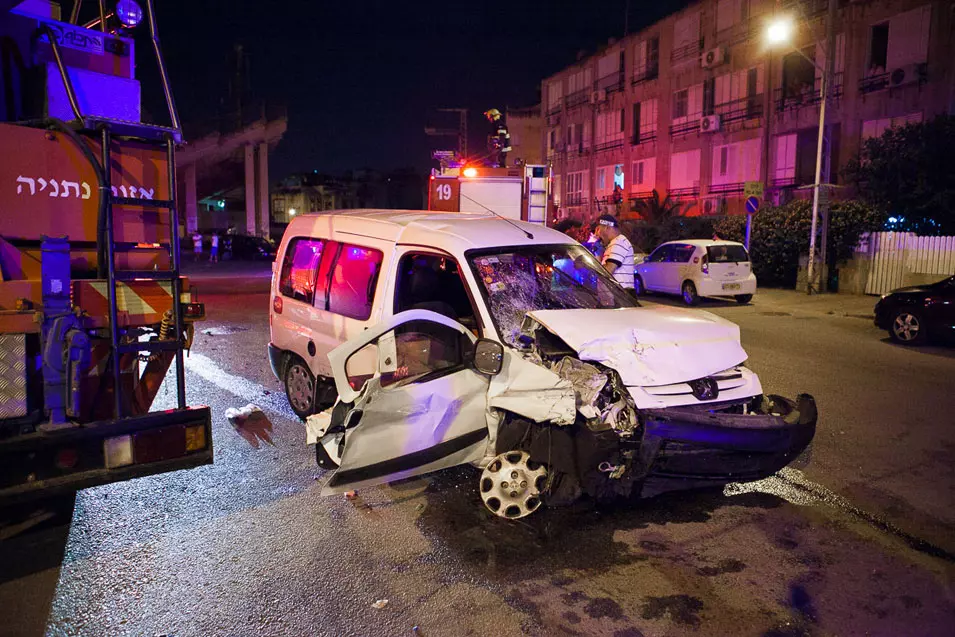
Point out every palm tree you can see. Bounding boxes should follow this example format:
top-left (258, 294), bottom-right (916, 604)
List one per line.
top-left (631, 189), bottom-right (696, 225)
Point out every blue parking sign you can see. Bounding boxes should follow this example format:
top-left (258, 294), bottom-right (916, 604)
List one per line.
top-left (745, 196), bottom-right (760, 214)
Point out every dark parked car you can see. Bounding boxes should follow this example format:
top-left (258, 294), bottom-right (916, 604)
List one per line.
top-left (224, 234), bottom-right (276, 261)
top-left (874, 275), bottom-right (955, 345)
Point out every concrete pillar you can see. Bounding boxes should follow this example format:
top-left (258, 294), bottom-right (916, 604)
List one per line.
top-left (244, 144), bottom-right (256, 236)
top-left (256, 143), bottom-right (270, 237)
top-left (183, 163), bottom-right (198, 234)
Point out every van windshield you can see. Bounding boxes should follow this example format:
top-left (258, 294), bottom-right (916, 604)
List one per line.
top-left (707, 244), bottom-right (750, 263)
top-left (468, 244), bottom-right (638, 347)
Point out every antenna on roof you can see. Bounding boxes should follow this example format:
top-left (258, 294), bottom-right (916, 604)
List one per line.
top-left (459, 193), bottom-right (534, 240)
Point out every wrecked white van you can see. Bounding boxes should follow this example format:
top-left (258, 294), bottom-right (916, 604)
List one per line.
top-left (268, 210), bottom-right (816, 519)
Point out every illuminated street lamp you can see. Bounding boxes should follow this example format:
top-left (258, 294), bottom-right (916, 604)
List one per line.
top-left (766, 5), bottom-right (834, 294)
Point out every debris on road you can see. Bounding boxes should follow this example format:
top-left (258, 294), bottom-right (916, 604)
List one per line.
top-left (371, 599), bottom-right (389, 609)
top-left (344, 491), bottom-right (358, 501)
top-left (224, 404), bottom-right (275, 449)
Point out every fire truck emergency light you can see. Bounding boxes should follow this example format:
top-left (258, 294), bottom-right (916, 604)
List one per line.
top-left (462, 167), bottom-right (478, 178)
top-left (116, 0), bottom-right (144, 28)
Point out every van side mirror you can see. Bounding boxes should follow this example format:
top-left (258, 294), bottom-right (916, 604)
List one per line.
top-left (472, 338), bottom-right (504, 375)
top-left (643, 255), bottom-right (650, 263)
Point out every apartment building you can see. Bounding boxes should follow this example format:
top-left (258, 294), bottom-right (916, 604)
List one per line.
top-left (542, 0), bottom-right (955, 222)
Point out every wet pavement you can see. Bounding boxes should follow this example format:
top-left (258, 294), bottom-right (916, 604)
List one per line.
top-left (2, 269), bottom-right (954, 636)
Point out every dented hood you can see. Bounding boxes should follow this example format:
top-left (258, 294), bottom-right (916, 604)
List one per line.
top-left (524, 307), bottom-right (747, 387)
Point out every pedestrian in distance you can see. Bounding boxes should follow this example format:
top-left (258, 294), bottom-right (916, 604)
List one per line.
top-left (209, 233), bottom-right (220, 263)
top-left (594, 214), bottom-right (636, 295)
top-left (192, 231), bottom-right (203, 262)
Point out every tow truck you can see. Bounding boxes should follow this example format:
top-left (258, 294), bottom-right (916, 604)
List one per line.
top-left (0, 0), bottom-right (212, 513)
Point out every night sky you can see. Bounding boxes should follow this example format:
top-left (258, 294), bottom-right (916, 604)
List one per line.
top-left (151, 0), bottom-right (687, 179)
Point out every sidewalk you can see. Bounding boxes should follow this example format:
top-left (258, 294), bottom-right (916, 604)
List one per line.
top-left (754, 288), bottom-right (878, 320)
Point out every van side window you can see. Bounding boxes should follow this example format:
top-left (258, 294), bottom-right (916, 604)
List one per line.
top-left (279, 238), bottom-right (325, 304)
top-left (394, 253), bottom-right (480, 334)
top-left (328, 244), bottom-right (383, 320)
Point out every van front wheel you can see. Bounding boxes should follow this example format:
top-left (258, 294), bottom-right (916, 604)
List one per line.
top-left (285, 356), bottom-right (316, 420)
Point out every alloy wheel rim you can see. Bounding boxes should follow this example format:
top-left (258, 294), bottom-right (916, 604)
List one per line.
top-left (893, 313), bottom-right (920, 341)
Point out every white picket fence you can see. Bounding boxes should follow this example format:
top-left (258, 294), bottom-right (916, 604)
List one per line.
top-left (861, 232), bottom-right (955, 295)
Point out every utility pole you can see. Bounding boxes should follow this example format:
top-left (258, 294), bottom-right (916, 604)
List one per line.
top-left (807, 0), bottom-right (836, 294)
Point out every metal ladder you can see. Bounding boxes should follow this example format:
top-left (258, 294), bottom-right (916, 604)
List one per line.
top-left (45, 0), bottom-right (187, 419)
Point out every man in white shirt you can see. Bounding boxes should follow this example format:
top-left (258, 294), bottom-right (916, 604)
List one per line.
top-left (595, 214), bottom-right (635, 293)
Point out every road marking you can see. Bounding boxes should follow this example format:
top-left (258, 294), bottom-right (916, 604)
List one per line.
top-left (183, 352), bottom-right (297, 419)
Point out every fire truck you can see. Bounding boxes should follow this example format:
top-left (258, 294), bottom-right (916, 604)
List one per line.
top-left (0, 0), bottom-right (212, 510)
top-left (428, 164), bottom-right (552, 224)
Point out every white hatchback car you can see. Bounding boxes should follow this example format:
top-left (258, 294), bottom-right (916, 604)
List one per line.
top-left (634, 240), bottom-right (757, 305)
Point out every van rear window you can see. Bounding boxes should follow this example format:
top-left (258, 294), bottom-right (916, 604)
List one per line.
top-left (279, 238), bottom-right (325, 304)
top-left (707, 245), bottom-right (750, 263)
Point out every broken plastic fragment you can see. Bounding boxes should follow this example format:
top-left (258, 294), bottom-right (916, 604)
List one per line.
top-left (224, 404), bottom-right (274, 448)
top-left (371, 599), bottom-right (389, 609)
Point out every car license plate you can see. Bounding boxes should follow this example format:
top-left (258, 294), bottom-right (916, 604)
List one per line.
top-left (722, 283), bottom-right (741, 291)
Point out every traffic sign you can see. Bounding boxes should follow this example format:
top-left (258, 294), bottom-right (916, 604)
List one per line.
top-left (744, 181), bottom-right (764, 198)
top-left (745, 196), bottom-right (761, 214)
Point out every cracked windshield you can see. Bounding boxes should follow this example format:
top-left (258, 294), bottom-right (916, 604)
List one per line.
top-left (469, 244), bottom-right (638, 346)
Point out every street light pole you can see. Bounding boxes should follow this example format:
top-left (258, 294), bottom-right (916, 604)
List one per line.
top-left (807, 0), bottom-right (836, 295)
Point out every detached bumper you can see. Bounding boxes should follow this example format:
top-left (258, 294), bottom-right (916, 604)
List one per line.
top-left (636, 394), bottom-right (816, 498)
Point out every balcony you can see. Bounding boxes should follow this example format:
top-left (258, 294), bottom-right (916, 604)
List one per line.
top-left (772, 176), bottom-right (797, 188)
top-left (859, 64), bottom-right (926, 94)
top-left (714, 96), bottom-right (764, 124)
top-left (567, 143), bottom-right (590, 158)
top-left (630, 131), bottom-right (658, 146)
top-left (566, 89), bottom-right (590, 109)
top-left (565, 193), bottom-right (585, 206)
top-left (631, 64), bottom-right (659, 85)
top-left (709, 182), bottom-right (745, 195)
top-left (668, 186), bottom-right (700, 199)
top-left (594, 138), bottom-right (625, 153)
top-left (597, 72), bottom-right (624, 94)
top-left (671, 40), bottom-right (702, 65)
top-left (545, 102), bottom-right (562, 116)
top-left (669, 119), bottom-right (700, 139)
top-left (774, 73), bottom-right (844, 112)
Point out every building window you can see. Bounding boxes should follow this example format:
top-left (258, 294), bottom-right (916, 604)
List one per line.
top-left (596, 167), bottom-right (607, 193)
top-left (596, 109), bottom-right (624, 149)
top-left (672, 11), bottom-right (701, 62)
top-left (862, 112), bottom-right (923, 139)
top-left (631, 158), bottom-right (655, 194)
top-left (633, 37), bottom-right (659, 82)
top-left (669, 149), bottom-right (701, 191)
top-left (712, 139), bottom-right (762, 188)
top-left (717, 0), bottom-right (748, 32)
top-left (273, 197), bottom-right (286, 213)
top-left (547, 80), bottom-right (564, 113)
top-left (869, 23), bottom-right (889, 71)
top-left (567, 171), bottom-right (587, 205)
top-left (674, 89), bottom-right (689, 119)
top-left (774, 134), bottom-right (797, 184)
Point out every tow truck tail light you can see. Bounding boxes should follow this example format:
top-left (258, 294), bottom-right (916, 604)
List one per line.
top-left (701, 254), bottom-right (709, 274)
top-left (183, 303), bottom-right (205, 319)
top-left (273, 295), bottom-right (283, 314)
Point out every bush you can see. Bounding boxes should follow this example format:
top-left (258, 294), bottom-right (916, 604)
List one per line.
top-left (714, 199), bottom-right (884, 288)
top-left (621, 216), bottom-right (716, 254)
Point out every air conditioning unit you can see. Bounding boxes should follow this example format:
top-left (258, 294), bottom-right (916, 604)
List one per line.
top-left (889, 64), bottom-right (923, 88)
top-left (701, 47), bottom-right (727, 69)
top-left (700, 115), bottom-right (721, 133)
top-left (591, 89), bottom-right (607, 103)
top-left (701, 196), bottom-right (726, 216)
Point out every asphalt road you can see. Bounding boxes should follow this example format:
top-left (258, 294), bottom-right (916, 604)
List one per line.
top-left (2, 267), bottom-right (954, 637)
